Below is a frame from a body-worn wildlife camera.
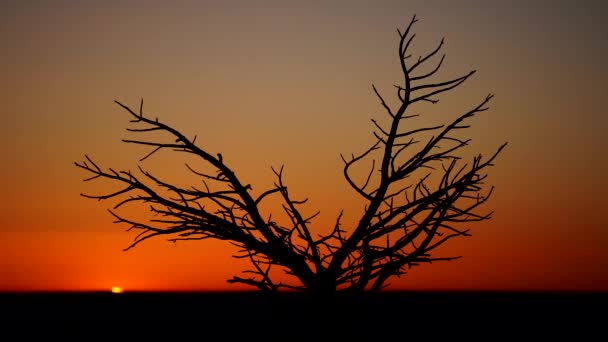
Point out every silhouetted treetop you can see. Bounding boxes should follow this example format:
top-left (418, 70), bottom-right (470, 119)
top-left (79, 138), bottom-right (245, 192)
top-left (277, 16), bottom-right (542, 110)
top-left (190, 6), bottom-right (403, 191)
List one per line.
top-left (76, 15), bottom-right (507, 296)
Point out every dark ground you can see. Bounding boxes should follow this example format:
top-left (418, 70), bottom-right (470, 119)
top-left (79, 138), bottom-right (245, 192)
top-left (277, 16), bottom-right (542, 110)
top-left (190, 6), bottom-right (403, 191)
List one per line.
top-left (1, 291), bottom-right (605, 340)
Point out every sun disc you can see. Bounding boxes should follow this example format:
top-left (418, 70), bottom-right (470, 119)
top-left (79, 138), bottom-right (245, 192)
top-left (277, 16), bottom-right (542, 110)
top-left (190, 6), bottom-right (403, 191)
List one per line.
top-left (111, 286), bottom-right (123, 294)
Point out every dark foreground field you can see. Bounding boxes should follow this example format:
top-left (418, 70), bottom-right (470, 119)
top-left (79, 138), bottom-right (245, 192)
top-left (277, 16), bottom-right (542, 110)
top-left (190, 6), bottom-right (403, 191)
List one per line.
top-left (1, 291), bottom-right (605, 339)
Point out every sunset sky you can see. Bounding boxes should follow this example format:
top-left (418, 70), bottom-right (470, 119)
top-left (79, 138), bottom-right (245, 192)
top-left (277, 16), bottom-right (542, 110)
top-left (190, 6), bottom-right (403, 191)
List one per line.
top-left (2, 0), bottom-right (606, 292)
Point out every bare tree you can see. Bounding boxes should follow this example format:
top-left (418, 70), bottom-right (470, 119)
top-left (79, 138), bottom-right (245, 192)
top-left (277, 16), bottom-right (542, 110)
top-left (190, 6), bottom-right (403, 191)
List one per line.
top-left (75, 15), bottom-right (506, 296)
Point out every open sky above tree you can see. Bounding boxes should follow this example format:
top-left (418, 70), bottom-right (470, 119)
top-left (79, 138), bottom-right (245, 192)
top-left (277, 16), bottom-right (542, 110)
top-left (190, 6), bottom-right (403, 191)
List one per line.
top-left (1, 0), bottom-right (606, 292)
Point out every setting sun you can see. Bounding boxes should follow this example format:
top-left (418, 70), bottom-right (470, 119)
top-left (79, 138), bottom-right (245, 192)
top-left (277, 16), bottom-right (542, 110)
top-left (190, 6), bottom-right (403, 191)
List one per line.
top-left (111, 286), bottom-right (123, 294)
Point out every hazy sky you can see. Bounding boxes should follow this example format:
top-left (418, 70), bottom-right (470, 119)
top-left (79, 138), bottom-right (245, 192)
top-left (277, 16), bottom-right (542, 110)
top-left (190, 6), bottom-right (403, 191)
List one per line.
top-left (1, 0), bottom-right (607, 292)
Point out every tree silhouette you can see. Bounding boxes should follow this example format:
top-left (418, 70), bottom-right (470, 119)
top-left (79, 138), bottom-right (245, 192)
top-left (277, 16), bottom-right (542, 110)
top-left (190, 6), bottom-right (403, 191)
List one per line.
top-left (76, 15), bottom-right (506, 296)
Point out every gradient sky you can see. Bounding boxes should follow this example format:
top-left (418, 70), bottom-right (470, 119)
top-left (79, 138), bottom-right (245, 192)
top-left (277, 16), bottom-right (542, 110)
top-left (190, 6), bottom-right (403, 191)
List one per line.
top-left (1, 0), bottom-right (606, 292)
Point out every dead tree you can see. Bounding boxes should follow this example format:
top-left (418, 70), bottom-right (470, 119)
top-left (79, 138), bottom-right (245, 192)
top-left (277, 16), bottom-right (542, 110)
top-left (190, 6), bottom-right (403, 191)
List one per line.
top-left (75, 15), bottom-right (506, 296)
